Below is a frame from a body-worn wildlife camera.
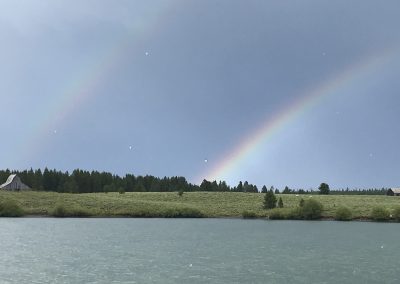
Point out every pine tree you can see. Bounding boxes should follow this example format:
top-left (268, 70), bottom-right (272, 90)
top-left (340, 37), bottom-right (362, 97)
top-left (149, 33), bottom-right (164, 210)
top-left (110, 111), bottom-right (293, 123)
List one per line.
top-left (261, 185), bottom-right (268, 193)
top-left (237, 181), bottom-right (244, 192)
top-left (278, 197), bottom-right (283, 208)
top-left (263, 189), bottom-right (277, 209)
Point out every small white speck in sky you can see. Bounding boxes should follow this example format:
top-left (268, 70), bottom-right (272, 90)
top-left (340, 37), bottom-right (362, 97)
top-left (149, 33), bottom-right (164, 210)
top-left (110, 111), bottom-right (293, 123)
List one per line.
top-left (53, 130), bottom-right (57, 134)
top-left (145, 51), bottom-right (149, 56)
top-left (204, 159), bottom-right (208, 163)
top-left (129, 146), bottom-right (133, 150)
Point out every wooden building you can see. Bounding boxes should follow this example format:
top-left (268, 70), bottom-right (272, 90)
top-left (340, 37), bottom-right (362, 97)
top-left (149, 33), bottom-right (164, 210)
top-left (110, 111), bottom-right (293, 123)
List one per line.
top-left (387, 188), bottom-right (400, 196)
top-left (0, 175), bottom-right (30, 191)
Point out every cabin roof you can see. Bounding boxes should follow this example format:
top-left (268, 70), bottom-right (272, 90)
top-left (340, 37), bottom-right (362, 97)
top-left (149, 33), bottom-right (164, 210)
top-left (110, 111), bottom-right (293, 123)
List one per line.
top-left (0, 174), bottom-right (18, 187)
top-left (389, 188), bottom-right (400, 194)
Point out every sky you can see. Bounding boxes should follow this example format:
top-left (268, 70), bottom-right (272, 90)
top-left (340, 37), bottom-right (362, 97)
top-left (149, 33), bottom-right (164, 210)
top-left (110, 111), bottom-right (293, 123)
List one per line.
top-left (1, 0), bottom-right (400, 190)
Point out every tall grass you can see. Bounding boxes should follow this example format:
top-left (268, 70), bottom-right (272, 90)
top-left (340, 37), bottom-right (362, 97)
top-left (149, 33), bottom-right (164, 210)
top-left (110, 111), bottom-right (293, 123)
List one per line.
top-left (0, 199), bottom-right (24, 217)
top-left (1, 191), bottom-right (400, 220)
top-left (392, 206), bottom-right (400, 222)
top-left (334, 206), bottom-right (352, 221)
top-left (370, 206), bottom-right (390, 221)
top-left (51, 203), bottom-right (93, 217)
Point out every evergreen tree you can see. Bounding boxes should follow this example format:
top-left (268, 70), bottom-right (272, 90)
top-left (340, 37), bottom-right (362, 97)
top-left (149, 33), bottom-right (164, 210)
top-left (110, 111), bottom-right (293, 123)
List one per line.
top-left (261, 185), bottom-right (268, 193)
top-left (278, 197), bottom-right (284, 208)
top-left (253, 185), bottom-right (259, 193)
top-left (237, 181), bottom-right (244, 192)
top-left (200, 179), bottom-right (212, 191)
top-left (282, 186), bottom-right (291, 194)
top-left (318, 183), bottom-right (330, 195)
top-left (218, 181), bottom-right (230, 192)
top-left (263, 189), bottom-right (277, 209)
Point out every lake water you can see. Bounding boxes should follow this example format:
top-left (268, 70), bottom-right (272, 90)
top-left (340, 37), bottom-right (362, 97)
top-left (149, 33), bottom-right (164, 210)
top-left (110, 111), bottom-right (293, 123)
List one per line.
top-left (0, 219), bottom-right (398, 283)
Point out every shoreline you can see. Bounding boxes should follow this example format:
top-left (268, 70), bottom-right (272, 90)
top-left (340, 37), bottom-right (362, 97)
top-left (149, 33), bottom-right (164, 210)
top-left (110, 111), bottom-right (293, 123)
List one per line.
top-left (13, 215), bottom-right (393, 223)
top-left (1, 191), bottom-right (399, 222)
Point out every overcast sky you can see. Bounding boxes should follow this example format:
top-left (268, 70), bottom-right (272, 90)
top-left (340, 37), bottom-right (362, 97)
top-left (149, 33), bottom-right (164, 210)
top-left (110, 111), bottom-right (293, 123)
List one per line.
top-left (1, 0), bottom-right (400, 189)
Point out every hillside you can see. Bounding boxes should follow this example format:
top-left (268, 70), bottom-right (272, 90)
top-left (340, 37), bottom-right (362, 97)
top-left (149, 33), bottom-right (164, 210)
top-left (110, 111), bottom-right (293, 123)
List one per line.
top-left (0, 191), bottom-right (399, 220)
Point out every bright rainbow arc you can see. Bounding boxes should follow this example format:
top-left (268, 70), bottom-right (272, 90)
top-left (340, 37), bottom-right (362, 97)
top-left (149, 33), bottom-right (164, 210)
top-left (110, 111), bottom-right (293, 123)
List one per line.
top-left (198, 46), bottom-right (399, 183)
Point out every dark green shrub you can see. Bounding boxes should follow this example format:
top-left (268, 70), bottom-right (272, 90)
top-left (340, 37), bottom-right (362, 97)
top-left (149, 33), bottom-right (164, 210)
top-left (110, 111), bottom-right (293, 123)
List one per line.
top-left (164, 207), bottom-right (204, 218)
top-left (118, 187), bottom-right (125, 194)
top-left (299, 198), bottom-right (305, 207)
top-left (300, 199), bottom-right (323, 220)
top-left (68, 207), bottom-right (92, 217)
top-left (392, 207), bottom-right (400, 221)
top-left (178, 190), bottom-right (184, 197)
top-left (371, 206), bottom-right (390, 221)
top-left (51, 203), bottom-right (92, 217)
top-left (51, 204), bottom-right (68, 217)
top-left (268, 209), bottom-right (286, 220)
top-left (318, 183), bottom-right (330, 195)
top-left (335, 206), bottom-right (352, 221)
top-left (287, 207), bottom-right (302, 220)
top-left (263, 190), bottom-right (277, 209)
top-left (242, 211), bottom-right (257, 219)
top-left (0, 200), bottom-right (24, 217)
top-left (278, 197), bottom-right (283, 208)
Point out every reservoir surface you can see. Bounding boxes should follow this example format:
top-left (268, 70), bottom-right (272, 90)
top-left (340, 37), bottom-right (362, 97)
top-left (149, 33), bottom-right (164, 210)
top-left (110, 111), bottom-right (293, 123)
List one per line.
top-left (0, 218), bottom-right (398, 283)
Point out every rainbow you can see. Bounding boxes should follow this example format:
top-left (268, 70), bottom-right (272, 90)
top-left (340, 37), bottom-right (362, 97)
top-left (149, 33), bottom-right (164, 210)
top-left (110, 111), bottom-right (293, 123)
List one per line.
top-left (15, 3), bottom-right (174, 167)
top-left (197, 46), bottom-right (399, 183)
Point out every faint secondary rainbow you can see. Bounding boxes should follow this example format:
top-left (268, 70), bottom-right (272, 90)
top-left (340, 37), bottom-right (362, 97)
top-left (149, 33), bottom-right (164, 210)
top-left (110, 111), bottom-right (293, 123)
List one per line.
top-left (198, 46), bottom-right (399, 183)
top-left (15, 2), bottom-right (175, 166)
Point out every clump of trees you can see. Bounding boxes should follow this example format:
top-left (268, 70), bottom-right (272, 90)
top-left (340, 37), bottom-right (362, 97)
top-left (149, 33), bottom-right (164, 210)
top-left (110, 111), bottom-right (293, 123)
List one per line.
top-left (319, 183), bottom-right (330, 195)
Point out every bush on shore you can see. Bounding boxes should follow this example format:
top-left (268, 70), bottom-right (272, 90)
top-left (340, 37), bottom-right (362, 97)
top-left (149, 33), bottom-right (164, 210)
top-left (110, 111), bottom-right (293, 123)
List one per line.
top-left (392, 206), bottom-right (400, 222)
top-left (0, 200), bottom-right (24, 217)
top-left (164, 207), bottom-right (204, 218)
top-left (116, 206), bottom-right (204, 218)
top-left (371, 206), bottom-right (390, 221)
top-left (334, 206), bottom-right (352, 221)
top-left (268, 208), bottom-right (287, 220)
top-left (278, 197), bottom-right (284, 208)
top-left (51, 203), bottom-right (92, 217)
top-left (299, 199), bottom-right (323, 220)
top-left (242, 211), bottom-right (257, 219)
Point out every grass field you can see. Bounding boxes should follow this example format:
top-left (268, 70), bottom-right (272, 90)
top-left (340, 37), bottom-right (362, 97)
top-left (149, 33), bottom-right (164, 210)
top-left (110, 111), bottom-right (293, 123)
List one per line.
top-left (1, 191), bottom-right (400, 219)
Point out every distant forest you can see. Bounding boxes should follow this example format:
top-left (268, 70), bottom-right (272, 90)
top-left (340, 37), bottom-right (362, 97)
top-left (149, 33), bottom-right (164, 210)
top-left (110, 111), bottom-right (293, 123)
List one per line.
top-left (0, 169), bottom-right (389, 195)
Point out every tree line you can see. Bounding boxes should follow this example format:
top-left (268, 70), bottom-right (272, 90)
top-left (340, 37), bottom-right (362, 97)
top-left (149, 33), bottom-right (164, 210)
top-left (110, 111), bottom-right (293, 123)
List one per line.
top-left (0, 168), bottom-right (389, 195)
top-left (0, 168), bottom-right (259, 194)
top-left (276, 185), bottom-right (388, 195)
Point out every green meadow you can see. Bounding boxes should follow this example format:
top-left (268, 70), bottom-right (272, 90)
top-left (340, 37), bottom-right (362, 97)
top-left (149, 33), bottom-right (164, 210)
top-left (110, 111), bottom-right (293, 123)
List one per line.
top-left (0, 191), bottom-right (400, 220)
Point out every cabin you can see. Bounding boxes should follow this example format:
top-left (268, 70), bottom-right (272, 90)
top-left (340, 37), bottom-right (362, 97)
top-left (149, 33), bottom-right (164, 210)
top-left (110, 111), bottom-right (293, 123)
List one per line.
top-left (387, 188), bottom-right (400, 196)
top-left (0, 175), bottom-right (30, 191)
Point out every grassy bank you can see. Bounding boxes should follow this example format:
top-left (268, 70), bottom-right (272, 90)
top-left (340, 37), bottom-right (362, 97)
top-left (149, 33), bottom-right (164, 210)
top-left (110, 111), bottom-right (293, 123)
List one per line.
top-left (0, 191), bottom-right (399, 220)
